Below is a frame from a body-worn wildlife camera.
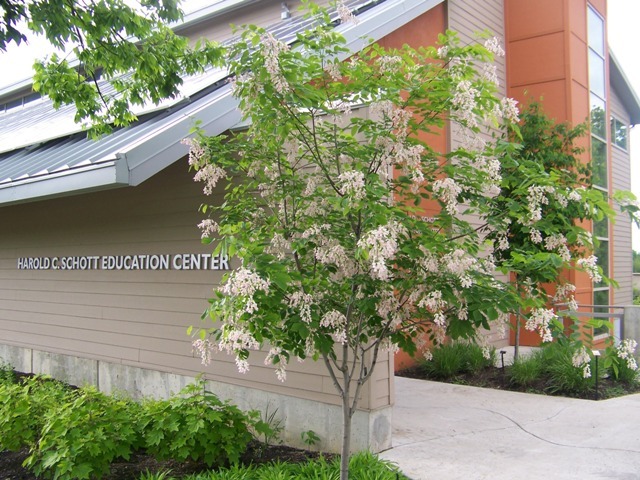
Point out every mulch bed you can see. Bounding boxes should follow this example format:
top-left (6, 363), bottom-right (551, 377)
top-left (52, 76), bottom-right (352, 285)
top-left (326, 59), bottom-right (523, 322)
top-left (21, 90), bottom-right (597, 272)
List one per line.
top-left (396, 364), bottom-right (640, 400)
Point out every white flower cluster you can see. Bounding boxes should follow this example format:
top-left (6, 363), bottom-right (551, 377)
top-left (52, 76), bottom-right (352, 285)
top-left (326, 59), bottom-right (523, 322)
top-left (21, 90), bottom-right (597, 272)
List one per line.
top-left (484, 37), bottom-right (505, 57)
top-left (357, 222), bottom-right (406, 280)
top-left (524, 307), bottom-right (556, 342)
top-left (443, 249), bottom-right (479, 288)
top-left (370, 100), bottom-right (412, 134)
top-left (418, 290), bottom-right (448, 327)
top-left (433, 178), bottom-right (462, 215)
top-left (261, 32), bottom-right (290, 94)
top-left (183, 138), bottom-right (227, 195)
top-left (182, 138), bottom-right (206, 167)
top-left (544, 234), bottom-right (571, 261)
top-left (576, 255), bottom-right (602, 283)
top-left (266, 232), bottom-right (291, 260)
top-left (337, 0), bottom-right (359, 25)
top-left (376, 288), bottom-right (404, 328)
top-left (198, 219), bottom-right (219, 239)
top-left (553, 283), bottom-right (578, 312)
top-left (321, 310), bottom-right (347, 344)
top-left (451, 79), bottom-right (480, 128)
top-left (194, 163), bottom-right (227, 195)
top-left (192, 338), bottom-right (216, 366)
top-left (324, 61), bottom-right (341, 81)
top-left (498, 97), bottom-right (519, 123)
top-left (338, 170), bottom-right (366, 200)
top-left (530, 228), bottom-right (543, 244)
top-left (376, 55), bottom-right (402, 74)
top-left (616, 339), bottom-right (638, 371)
top-left (289, 290), bottom-right (314, 324)
top-left (221, 267), bottom-right (270, 314)
top-left (301, 224), bottom-right (358, 279)
top-left (526, 185), bottom-right (554, 224)
top-left (571, 346), bottom-right (592, 378)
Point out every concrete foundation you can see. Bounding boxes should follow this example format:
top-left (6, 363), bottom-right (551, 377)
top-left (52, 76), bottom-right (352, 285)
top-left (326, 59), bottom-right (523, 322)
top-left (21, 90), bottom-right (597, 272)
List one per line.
top-left (0, 344), bottom-right (392, 453)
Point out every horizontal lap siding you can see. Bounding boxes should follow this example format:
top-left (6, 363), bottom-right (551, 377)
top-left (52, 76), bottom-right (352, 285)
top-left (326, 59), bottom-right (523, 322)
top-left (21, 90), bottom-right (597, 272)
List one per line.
top-left (609, 88), bottom-right (633, 305)
top-left (0, 160), bottom-right (377, 409)
top-left (448, 0), bottom-right (509, 345)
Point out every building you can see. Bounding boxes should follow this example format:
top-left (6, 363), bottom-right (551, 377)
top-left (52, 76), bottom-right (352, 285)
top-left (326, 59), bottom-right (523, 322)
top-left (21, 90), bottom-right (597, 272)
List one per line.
top-left (0, 0), bottom-right (638, 452)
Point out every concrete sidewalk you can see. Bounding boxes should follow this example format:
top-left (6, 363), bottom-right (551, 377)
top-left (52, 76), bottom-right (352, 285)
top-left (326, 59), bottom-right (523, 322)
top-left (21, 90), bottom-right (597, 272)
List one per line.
top-left (379, 377), bottom-right (640, 480)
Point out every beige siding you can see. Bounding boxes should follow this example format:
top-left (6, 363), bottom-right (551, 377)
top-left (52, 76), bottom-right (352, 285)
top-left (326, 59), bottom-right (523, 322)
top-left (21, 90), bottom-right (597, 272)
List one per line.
top-left (448, 0), bottom-right (506, 99)
top-left (609, 87), bottom-right (633, 305)
top-left (448, 0), bottom-right (509, 345)
top-left (0, 160), bottom-right (388, 410)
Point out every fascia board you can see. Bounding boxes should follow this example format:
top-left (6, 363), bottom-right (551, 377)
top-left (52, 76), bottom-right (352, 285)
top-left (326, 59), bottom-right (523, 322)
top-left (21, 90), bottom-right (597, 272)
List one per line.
top-left (0, 160), bottom-right (129, 206)
top-left (124, 84), bottom-right (242, 186)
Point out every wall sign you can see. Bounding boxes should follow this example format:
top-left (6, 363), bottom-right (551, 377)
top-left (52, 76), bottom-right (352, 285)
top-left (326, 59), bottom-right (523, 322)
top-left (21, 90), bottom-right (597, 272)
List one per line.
top-left (16, 254), bottom-right (230, 271)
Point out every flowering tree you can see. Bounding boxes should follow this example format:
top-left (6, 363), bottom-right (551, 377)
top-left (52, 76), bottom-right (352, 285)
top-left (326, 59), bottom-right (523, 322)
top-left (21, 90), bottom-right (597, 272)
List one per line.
top-left (487, 103), bottom-right (612, 359)
top-left (488, 102), bottom-right (640, 363)
top-left (186, 5), bottom-right (519, 479)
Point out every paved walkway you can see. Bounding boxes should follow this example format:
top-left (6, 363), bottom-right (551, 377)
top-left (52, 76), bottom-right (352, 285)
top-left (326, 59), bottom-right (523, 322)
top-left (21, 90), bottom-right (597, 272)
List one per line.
top-left (379, 377), bottom-right (640, 480)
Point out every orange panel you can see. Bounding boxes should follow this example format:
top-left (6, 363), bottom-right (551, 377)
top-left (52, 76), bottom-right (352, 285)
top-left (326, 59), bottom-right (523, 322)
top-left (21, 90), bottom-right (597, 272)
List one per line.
top-left (570, 34), bottom-right (588, 89)
top-left (509, 33), bottom-right (566, 87)
top-left (568, 0), bottom-right (587, 39)
top-left (505, 0), bottom-right (564, 41)
top-left (589, 0), bottom-right (606, 18)
top-left (570, 81), bottom-right (590, 125)
top-left (510, 81), bottom-right (569, 122)
top-left (377, 3), bottom-right (444, 50)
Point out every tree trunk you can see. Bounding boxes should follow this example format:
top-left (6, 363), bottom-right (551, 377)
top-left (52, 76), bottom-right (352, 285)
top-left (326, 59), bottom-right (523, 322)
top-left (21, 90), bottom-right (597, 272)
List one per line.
top-left (514, 306), bottom-right (521, 362)
top-left (339, 369), bottom-right (352, 480)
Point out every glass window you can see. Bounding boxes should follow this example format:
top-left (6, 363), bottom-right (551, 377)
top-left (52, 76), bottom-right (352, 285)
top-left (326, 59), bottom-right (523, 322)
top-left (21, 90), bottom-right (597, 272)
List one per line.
top-left (589, 50), bottom-right (606, 98)
top-left (590, 95), bottom-right (606, 139)
top-left (611, 117), bottom-right (628, 150)
top-left (594, 238), bottom-right (609, 288)
top-left (593, 288), bottom-right (610, 335)
top-left (593, 218), bottom-right (608, 238)
top-left (588, 6), bottom-right (605, 56)
top-left (591, 137), bottom-right (607, 189)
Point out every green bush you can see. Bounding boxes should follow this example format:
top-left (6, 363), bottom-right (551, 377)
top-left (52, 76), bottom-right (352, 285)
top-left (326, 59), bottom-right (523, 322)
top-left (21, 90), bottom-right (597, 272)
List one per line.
top-left (139, 379), bottom-right (255, 467)
top-left (509, 353), bottom-right (544, 388)
top-left (25, 386), bottom-right (143, 480)
top-left (171, 451), bottom-right (406, 480)
top-left (0, 375), bottom-right (70, 452)
top-left (539, 342), bottom-right (594, 395)
top-left (420, 342), bottom-right (494, 380)
top-left (0, 360), bottom-right (16, 384)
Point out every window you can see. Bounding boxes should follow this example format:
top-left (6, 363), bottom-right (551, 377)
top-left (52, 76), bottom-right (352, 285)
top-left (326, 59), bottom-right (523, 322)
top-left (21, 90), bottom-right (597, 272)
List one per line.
top-left (593, 218), bottom-right (610, 336)
top-left (591, 138), bottom-right (607, 189)
top-left (587, 7), bottom-right (608, 192)
top-left (611, 116), bottom-right (628, 150)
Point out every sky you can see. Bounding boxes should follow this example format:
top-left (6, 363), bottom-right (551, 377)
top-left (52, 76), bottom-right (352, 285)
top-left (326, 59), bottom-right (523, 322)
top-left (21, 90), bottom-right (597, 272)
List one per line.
top-left (0, 0), bottom-right (639, 249)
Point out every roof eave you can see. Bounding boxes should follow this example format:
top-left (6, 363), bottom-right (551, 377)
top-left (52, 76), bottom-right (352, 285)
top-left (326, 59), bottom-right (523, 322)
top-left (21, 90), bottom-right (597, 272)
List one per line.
top-left (610, 50), bottom-right (640, 126)
top-left (0, 160), bottom-right (129, 206)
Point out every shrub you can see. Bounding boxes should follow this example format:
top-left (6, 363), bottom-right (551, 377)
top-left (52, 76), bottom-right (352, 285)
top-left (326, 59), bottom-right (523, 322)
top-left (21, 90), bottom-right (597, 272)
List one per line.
top-left (0, 360), bottom-right (16, 384)
top-left (420, 342), bottom-right (494, 380)
top-left (509, 352), bottom-right (544, 388)
top-left (139, 379), bottom-right (255, 467)
top-left (605, 339), bottom-right (639, 385)
top-left (539, 342), bottom-right (594, 396)
top-left (0, 375), bottom-right (70, 452)
top-left (25, 386), bottom-right (143, 480)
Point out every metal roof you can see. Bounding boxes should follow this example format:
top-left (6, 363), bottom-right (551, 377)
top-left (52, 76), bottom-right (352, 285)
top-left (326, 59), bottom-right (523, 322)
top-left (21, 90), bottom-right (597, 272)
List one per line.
top-left (0, 0), bottom-right (444, 206)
